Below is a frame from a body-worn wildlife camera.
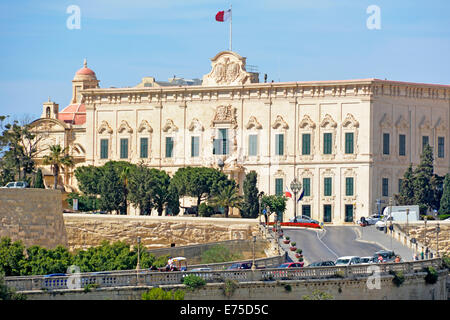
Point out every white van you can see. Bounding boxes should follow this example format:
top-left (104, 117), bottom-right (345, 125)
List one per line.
top-left (335, 256), bottom-right (361, 266)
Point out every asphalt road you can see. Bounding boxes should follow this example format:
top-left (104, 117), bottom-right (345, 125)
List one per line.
top-left (284, 226), bottom-right (384, 264)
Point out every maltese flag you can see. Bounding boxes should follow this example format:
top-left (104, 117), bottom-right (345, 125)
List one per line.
top-left (284, 185), bottom-right (292, 198)
top-left (215, 9), bottom-right (231, 22)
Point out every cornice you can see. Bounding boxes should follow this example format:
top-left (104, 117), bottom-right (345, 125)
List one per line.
top-left (81, 79), bottom-right (450, 106)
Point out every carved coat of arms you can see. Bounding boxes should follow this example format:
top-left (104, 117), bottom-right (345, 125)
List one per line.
top-left (203, 51), bottom-right (253, 86)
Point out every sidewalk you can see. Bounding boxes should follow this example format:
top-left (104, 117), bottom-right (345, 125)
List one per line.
top-left (354, 225), bottom-right (416, 261)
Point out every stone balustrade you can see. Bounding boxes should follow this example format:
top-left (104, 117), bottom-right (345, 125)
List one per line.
top-left (5, 258), bottom-right (443, 293)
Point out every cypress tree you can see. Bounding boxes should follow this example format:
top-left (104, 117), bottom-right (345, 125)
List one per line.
top-left (396, 164), bottom-right (415, 205)
top-left (241, 171), bottom-right (259, 218)
top-left (33, 168), bottom-right (45, 189)
top-left (439, 174), bottom-right (450, 215)
top-left (413, 144), bottom-right (434, 214)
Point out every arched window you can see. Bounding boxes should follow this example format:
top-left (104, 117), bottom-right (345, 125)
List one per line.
top-left (46, 107), bottom-right (51, 118)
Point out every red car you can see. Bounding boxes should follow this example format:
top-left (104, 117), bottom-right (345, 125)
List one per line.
top-left (278, 262), bottom-right (304, 268)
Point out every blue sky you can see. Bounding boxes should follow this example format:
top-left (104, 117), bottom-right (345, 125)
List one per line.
top-left (1, 0), bottom-right (449, 120)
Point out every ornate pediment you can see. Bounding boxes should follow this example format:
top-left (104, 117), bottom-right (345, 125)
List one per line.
top-left (299, 115), bottom-right (316, 129)
top-left (395, 115), bottom-right (409, 130)
top-left (245, 116), bottom-right (262, 130)
top-left (98, 120), bottom-right (113, 134)
top-left (188, 118), bottom-right (204, 132)
top-left (162, 119), bottom-right (179, 132)
top-left (342, 114), bottom-right (359, 128)
top-left (272, 115), bottom-right (289, 130)
top-left (138, 120), bottom-right (153, 133)
top-left (419, 116), bottom-right (431, 131)
top-left (202, 51), bottom-right (253, 86)
top-left (211, 105), bottom-right (237, 128)
top-left (435, 117), bottom-right (447, 132)
top-left (320, 114), bottom-right (337, 128)
top-left (379, 113), bottom-right (392, 129)
top-left (118, 120), bottom-right (133, 134)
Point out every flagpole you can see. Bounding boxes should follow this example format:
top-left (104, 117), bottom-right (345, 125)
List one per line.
top-left (229, 4), bottom-right (232, 51)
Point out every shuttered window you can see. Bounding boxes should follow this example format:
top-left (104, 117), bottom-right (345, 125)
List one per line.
top-left (324, 177), bottom-right (332, 196)
top-left (345, 132), bottom-right (354, 154)
top-left (140, 137), bottom-right (148, 158)
top-left (323, 133), bottom-right (332, 154)
top-left (438, 137), bottom-right (445, 158)
top-left (248, 134), bottom-right (257, 156)
top-left (302, 178), bottom-right (311, 197)
top-left (323, 205), bottom-right (332, 222)
top-left (100, 139), bottom-right (108, 159)
top-left (398, 134), bottom-right (406, 156)
top-left (302, 205), bottom-right (311, 218)
top-left (165, 137), bottom-right (174, 158)
top-left (345, 177), bottom-right (354, 196)
top-left (120, 138), bottom-right (128, 159)
top-left (383, 133), bottom-right (390, 155)
top-left (213, 129), bottom-right (228, 155)
top-left (382, 178), bottom-right (389, 197)
top-left (275, 178), bottom-right (284, 196)
top-left (191, 136), bottom-right (199, 157)
top-left (302, 133), bottom-right (311, 155)
top-left (275, 134), bottom-right (284, 156)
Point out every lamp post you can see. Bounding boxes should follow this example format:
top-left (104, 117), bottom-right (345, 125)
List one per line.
top-left (290, 177), bottom-right (302, 222)
top-left (252, 235), bottom-right (256, 270)
top-left (436, 223), bottom-right (440, 257)
top-left (217, 158), bottom-right (224, 172)
top-left (406, 208), bottom-right (410, 238)
top-left (136, 236), bottom-right (141, 270)
top-left (424, 216), bottom-right (428, 258)
top-left (389, 220), bottom-right (393, 251)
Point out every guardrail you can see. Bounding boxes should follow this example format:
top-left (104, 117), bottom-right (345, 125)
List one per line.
top-left (4, 258), bottom-right (443, 293)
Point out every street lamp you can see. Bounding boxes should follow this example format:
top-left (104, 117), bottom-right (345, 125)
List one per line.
top-left (424, 216), bottom-right (428, 258)
top-left (290, 177), bottom-right (302, 221)
top-left (217, 158), bottom-right (224, 172)
top-left (136, 236), bottom-right (141, 270)
top-left (406, 208), bottom-right (410, 238)
top-left (436, 223), bottom-right (440, 257)
top-left (252, 235), bottom-right (257, 270)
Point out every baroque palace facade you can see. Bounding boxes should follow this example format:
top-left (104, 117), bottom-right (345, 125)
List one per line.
top-left (29, 51), bottom-right (450, 224)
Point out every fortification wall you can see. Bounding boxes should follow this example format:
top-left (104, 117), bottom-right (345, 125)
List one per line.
top-left (0, 189), bottom-right (68, 249)
top-left (63, 214), bottom-right (259, 251)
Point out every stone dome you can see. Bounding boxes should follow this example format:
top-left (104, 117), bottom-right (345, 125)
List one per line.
top-left (73, 59), bottom-right (97, 81)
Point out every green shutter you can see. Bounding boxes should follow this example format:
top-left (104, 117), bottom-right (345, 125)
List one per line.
top-left (345, 205), bottom-right (353, 222)
top-left (249, 135), bottom-right (257, 156)
top-left (302, 178), bottom-right (310, 197)
top-left (345, 177), bottom-right (354, 196)
top-left (438, 137), bottom-right (445, 158)
top-left (382, 178), bottom-right (389, 197)
top-left (302, 134), bottom-right (311, 155)
top-left (383, 133), bottom-right (390, 155)
top-left (302, 205), bottom-right (311, 218)
top-left (120, 138), bottom-right (128, 159)
top-left (345, 132), bottom-right (354, 154)
top-left (276, 134), bottom-right (284, 156)
top-left (166, 137), bottom-right (173, 158)
top-left (399, 134), bottom-right (406, 156)
top-left (191, 136), bottom-right (199, 157)
top-left (324, 205), bottom-right (332, 222)
top-left (324, 133), bottom-right (332, 154)
top-left (275, 178), bottom-right (283, 196)
top-left (100, 139), bottom-right (108, 159)
top-left (140, 137), bottom-right (148, 158)
top-left (324, 177), bottom-right (332, 196)
top-left (219, 129), bottom-right (228, 155)
top-left (422, 136), bottom-right (429, 150)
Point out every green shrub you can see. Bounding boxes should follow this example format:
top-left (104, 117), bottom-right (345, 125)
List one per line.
top-left (302, 290), bottom-right (333, 300)
top-left (334, 270), bottom-right (345, 278)
top-left (182, 275), bottom-right (206, 291)
top-left (390, 270), bottom-right (405, 287)
top-left (291, 242), bottom-right (296, 247)
top-left (296, 249), bottom-right (303, 254)
top-left (198, 203), bottom-right (215, 217)
top-left (284, 284), bottom-right (292, 292)
top-left (141, 288), bottom-right (185, 300)
top-left (223, 279), bottom-right (238, 297)
top-left (424, 266), bottom-right (438, 284)
top-left (442, 255), bottom-right (450, 269)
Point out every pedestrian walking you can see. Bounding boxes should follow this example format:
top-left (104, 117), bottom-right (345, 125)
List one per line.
top-left (420, 251), bottom-right (424, 260)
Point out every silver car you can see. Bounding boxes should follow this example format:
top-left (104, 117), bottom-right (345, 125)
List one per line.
top-left (2, 181), bottom-right (29, 188)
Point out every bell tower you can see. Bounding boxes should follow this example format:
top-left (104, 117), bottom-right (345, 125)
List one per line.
top-left (71, 59), bottom-right (99, 104)
top-left (41, 98), bottom-right (59, 119)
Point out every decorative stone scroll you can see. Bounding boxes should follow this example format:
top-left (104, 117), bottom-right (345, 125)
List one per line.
top-left (211, 105), bottom-right (237, 128)
top-left (118, 120), bottom-right (133, 134)
top-left (98, 120), bottom-right (113, 134)
top-left (202, 51), bottom-right (254, 86)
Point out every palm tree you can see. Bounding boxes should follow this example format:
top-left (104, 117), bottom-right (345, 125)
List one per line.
top-left (208, 184), bottom-right (243, 218)
top-left (43, 145), bottom-right (74, 190)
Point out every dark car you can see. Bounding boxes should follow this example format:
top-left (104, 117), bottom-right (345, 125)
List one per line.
top-left (227, 262), bottom-right (252, 270)
top-left (373, 250), bottom-right (396, 262)
top-left (278, 262), bottom-right (304, 268)
top-left (44, 273), bottom-right (67, 277)
top-left (306, 261), bottom-right (335, 267)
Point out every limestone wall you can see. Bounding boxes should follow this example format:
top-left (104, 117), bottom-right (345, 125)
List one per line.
top-left (63, 214), bottom-right (259, 251)
top-left (0, 189), bottom-right (68, 249)
top-left (395, 221), bottom-right (450, 257)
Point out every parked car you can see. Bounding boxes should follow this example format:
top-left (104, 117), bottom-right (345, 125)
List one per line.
top-left (277, 262), bottom-right (304, 268)
top-left (44, 273), bottom-right (67, 277)
top-left (307, 261), bottom-right (335, 267)
top-left (287, 216), bottom-right (321, 228)
top-left (227, 262), bottom-right (252, 270)
top-left (360, 256), bottom-right (376, 264)
top-left (2, 181), bottom-right (28, 188)
top-left (335, 256), bottom-right (361, 266)
top-left (373, 250), bottom-right (396, 263)
top-left (190, 268), bottom-right (212, 272)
